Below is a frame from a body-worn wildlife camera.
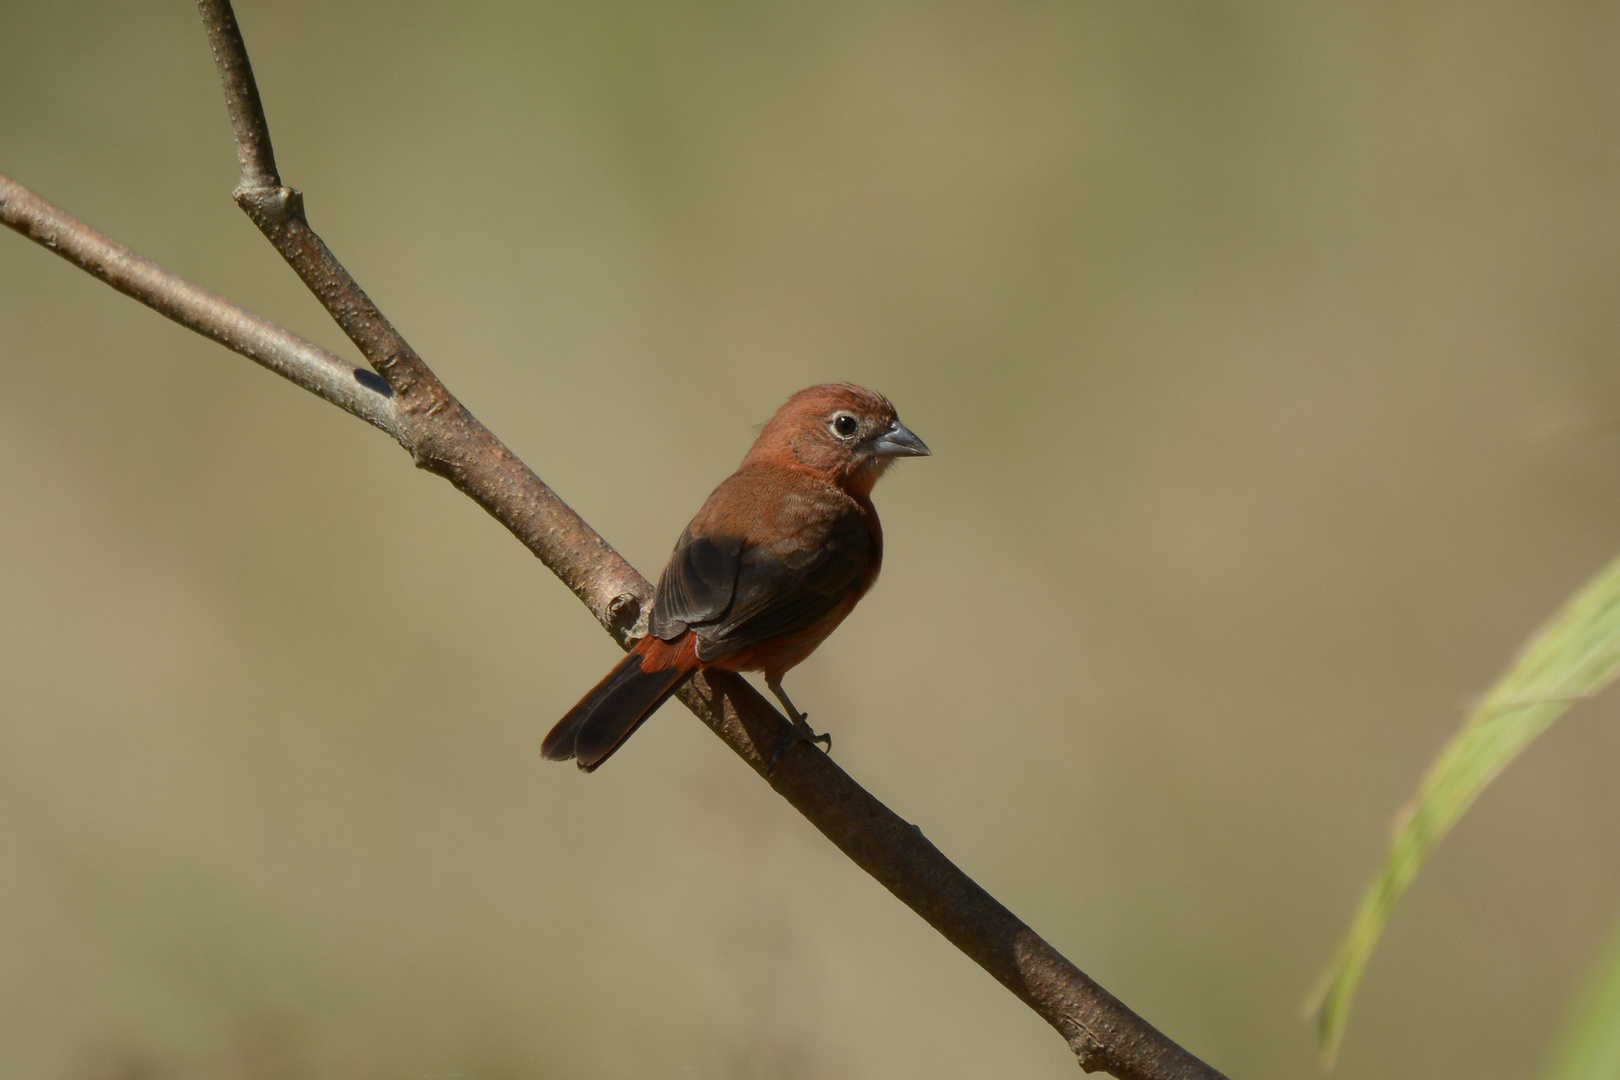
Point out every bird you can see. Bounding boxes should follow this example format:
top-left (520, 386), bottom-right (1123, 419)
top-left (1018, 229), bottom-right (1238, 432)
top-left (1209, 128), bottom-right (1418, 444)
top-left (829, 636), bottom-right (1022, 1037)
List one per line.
top-left (542, 383), bottom-right (930, 772)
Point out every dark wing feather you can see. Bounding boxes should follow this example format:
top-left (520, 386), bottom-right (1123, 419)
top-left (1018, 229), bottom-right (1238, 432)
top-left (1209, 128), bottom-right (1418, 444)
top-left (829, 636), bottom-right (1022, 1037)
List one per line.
top-left (649, 532), bottom-right (743, 638)
top-left (692, 509), bottom-right (871, 662)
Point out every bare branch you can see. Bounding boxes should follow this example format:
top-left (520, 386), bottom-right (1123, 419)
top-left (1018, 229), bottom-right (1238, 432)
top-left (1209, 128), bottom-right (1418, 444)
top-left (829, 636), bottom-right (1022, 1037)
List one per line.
top-left (191, 0), bottom-right (645, 637)
top-left (197, 0), bottom-right (442, 401)
top-left (196, 0), bottom-right (279, 191)
top-left (1, 4), bottom-right (1234, 1077)
top-left (686, 668), bottom-right (1229, 1079)
top-left (0, 174), bottom-right (396, 435)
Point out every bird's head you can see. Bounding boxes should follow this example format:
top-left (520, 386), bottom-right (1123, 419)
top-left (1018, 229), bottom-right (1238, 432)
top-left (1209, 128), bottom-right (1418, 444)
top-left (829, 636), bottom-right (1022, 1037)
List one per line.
top-left (746, 383), bottom-right (930, 497)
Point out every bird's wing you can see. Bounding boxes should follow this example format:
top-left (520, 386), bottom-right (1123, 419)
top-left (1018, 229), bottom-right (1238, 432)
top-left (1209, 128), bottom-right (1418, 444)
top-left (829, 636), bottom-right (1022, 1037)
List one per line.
top-left (649, 531), bottom-right (744, 638)
top-left (691, 506), bottom-right (871, 662)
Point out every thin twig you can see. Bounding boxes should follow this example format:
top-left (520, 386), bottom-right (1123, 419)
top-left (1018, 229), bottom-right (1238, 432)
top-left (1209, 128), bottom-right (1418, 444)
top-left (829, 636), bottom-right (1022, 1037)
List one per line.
top-left (0, 4), bottom-right (1234, 1076)
top-left (198, 0), bottom-right (440, 401)
top-left (0, 175), bottom-right (396, 435)
top-left (197, 0), bottom-right (279, 191)
top-left (193, 0), bottom-right (648, 637)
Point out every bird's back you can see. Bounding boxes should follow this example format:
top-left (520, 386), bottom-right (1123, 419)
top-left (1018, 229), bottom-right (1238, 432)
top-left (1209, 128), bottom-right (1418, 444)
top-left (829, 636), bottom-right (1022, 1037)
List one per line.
top-left (650, 462), bottom-right (882, 677)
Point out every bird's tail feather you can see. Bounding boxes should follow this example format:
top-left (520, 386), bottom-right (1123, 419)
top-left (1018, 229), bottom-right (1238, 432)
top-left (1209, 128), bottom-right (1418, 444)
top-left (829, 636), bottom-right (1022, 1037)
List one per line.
top-left (541, 634), bottom-right (699, 771)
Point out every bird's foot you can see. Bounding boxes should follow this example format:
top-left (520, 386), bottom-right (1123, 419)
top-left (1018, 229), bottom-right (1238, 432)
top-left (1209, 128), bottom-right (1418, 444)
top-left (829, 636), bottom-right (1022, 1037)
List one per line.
top-left (766, 712), bottom-right (833, 773)
top-left (794, 713), bottom-right (832, 753)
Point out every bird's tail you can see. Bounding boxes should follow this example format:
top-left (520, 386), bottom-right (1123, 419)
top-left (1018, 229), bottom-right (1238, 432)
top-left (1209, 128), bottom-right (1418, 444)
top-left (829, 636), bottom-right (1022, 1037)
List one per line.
top-left (541, 634), bottom-right (700, 771)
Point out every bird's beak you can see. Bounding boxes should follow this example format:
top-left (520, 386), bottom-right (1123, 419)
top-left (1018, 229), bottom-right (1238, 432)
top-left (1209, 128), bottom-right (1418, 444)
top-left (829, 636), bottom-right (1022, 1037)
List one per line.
top-left (869, 418), bottom-right (931, 458)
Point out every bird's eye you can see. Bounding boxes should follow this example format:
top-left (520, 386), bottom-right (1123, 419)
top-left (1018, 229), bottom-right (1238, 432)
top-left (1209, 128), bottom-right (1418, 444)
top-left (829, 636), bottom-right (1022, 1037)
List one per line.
top-left (832, 414), bottom-right (859, 438)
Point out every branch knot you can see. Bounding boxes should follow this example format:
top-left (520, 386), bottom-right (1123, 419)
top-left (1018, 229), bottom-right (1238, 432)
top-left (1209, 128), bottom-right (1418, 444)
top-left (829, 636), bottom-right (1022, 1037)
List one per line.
top-left (232, 183), bottom-right (304, 224)
top-left (607, 592), bottom-right (642, 638)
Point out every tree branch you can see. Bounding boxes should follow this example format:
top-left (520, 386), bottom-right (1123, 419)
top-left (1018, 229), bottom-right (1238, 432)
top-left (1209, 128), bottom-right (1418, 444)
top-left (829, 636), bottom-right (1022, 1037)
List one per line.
top-left (0, 176), bottom-right (396, 436)
top-left (0, 5), bottom-right (1232, 1077)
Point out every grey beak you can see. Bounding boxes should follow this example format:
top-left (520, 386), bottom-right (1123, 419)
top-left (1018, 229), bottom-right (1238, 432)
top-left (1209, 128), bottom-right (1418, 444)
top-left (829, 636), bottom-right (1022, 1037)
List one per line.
top-left (870, 418), bottom-right (931, 458)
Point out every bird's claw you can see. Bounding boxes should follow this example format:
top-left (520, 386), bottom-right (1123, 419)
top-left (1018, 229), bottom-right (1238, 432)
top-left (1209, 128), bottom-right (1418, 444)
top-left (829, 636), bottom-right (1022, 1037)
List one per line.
top-left (765, 713), bottom-right (833, 773)
top-left (792, 712), bottom-right (832, 753)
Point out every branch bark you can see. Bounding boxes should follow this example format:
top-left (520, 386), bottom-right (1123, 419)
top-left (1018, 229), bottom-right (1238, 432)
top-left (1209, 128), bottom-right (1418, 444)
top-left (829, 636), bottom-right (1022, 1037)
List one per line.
top-left (0, 6), bottom-right (1232, 1077)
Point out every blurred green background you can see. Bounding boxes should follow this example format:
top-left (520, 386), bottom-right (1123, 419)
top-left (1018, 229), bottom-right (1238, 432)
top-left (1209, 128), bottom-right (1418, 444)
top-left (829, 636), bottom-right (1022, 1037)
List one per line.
top-left (4, 1), bottom-right (1620, 1077)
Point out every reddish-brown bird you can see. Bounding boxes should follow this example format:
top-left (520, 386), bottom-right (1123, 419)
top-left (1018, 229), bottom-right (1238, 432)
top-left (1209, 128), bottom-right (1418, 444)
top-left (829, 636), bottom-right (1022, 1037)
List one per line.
top-left (542, 383), bottom-right (929, 771)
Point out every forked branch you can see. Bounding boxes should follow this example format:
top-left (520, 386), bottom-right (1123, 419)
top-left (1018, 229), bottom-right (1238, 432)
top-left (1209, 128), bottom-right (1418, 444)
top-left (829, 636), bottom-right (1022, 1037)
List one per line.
top-left (0, 5), bottom-right (1230, 1077)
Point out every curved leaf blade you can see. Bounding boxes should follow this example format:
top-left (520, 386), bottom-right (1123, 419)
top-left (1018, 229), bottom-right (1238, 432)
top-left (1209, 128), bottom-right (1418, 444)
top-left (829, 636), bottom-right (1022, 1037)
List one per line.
top-left (1544, 907), bottom-right (1620, 1080)
top-left (1306, 553), bottom-right (1620, 1065)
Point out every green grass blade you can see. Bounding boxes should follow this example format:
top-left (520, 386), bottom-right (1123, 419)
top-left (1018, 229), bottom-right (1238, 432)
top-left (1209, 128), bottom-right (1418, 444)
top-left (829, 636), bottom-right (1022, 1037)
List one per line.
top-left (1545, 907), bottom-right (1620, 1080)
top-left (1305, 553), bottom-right (1620, 1066)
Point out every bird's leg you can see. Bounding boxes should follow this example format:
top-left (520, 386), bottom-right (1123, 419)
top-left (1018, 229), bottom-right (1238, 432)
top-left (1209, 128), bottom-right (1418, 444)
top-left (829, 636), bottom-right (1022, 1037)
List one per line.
top-left (764, 675), bottom-right (831, 770)
top-left (766, 676), bottom-right (831, 749)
